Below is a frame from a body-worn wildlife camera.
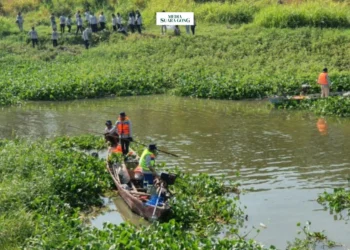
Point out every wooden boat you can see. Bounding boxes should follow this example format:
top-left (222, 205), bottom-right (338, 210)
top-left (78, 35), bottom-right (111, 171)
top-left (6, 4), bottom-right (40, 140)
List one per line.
top-left (106, 148), bottom-right (172, 221)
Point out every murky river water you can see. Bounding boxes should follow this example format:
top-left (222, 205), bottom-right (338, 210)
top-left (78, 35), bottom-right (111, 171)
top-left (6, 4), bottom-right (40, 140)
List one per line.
top-left (1, 95), bottom-right (349, 249)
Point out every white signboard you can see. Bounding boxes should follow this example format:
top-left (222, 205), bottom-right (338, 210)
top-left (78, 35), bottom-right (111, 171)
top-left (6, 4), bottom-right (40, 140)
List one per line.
top-left (156, 12), bottom-right (194, 26)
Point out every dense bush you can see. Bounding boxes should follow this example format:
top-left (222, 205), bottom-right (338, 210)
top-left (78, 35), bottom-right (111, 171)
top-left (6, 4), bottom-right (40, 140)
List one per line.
top-left (274, 97), bottom-right (350, 117)
top-left (196, 3), bottom-right (259, 24)
top-left (255, 3), bottom-right (350, 28)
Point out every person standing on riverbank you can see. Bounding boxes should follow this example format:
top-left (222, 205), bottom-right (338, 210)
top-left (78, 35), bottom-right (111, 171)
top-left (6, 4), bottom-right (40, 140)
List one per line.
top-left (89, 13), bottom-right (98, 32)
top-left (76, 14), bottom-right (83, 35)
top-left (16, 12), bottom-right (24, 32)
top-left (317, 68), bottom-right (331, 98)
top-left (161, 10), bottom-right (166, 35)
top-left (50, 13), bottom-right (56, 30)
top-left (84, 9), bottom-right (90, 24)
top-left (135, 11), bottom-right (142, 34)
top-left (28, 27), bottom-right (38, 48)
top-left (99, 12), bottom-right (106, 30)
top-left (82, 27), bottom-right (91, 49)
top-left (191, 15), bottom-right (196, 35)
top-left (66, 15), bottom-right (72, 33)
top-left (59, 15), bottom-right (66, 33)
top-left (116, 112), bottom-right (133, 155)
top-left (112, 14), bottom-right (117, 31)
top-left (116, 13), bottom-right (122, 29)
top-left (52, 28), bottom-right (59, 47)
top-left (128, 12), bottom-right (135, 33)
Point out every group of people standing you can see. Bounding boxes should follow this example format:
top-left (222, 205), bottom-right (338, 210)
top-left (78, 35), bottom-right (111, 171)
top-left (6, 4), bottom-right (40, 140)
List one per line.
top-left (18, 9), bottom-right (194, 49)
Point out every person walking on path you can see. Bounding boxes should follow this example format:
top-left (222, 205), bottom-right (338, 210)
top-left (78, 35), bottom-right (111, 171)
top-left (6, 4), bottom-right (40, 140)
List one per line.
top-left (28, 27), bottom-right (38, 48)
top-left (59, 15), bottom-right (66, 33)
top-left (135, 11), bottom-right (142, 34)
top-left (76, 14), bottom-right (83, 35)
top-left (16, 12), bottom-right (24, 32)
top-left (66, 15), bottom-right (72, 33)
top-left (317, 68), bottom-right (331, 98)
top-left (99, 12), bottom-right (106, 30)
top-left (116, 112), bottom-right (133, 155)
top-left (128, 12), bottom-right (135, 33)
top-left (82, 27), bottom-right (91, 49)
top-left (116, 13), bottom-right (122, 29)
top-left (52, 28), bottom-right (59, 47)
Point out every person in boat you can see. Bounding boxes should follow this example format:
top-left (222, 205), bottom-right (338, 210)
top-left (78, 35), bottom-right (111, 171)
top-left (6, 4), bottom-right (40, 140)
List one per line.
top-left (317, 68), bottom-right (331, 98)
top-left (104, 120), bottom-right (119, 147)
top-left (135, 144), bottom-right (158, 178)
top-left (116, 112), bottom-right (133, 155)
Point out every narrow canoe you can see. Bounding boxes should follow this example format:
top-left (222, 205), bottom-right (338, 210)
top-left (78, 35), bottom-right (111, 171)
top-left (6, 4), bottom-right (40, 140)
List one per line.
top-left (106, 150), bottom-right (171, 221)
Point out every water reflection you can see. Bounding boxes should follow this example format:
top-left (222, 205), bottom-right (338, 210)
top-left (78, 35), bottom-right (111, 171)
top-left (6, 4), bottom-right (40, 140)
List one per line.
top-left (317, 118), bottom-right (328, 136)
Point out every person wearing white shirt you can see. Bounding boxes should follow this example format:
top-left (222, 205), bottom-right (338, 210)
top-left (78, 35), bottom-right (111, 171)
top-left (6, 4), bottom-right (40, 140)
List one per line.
top-left (99, 12), bottom-right (106, 30)
top-left (28, 27), bottom-right (38, 48)
top-left (84, 10), bottom-right (90, 23)
top-left (52, 29), bottom-right (59, 47)
top-left (89, 13), bottom-right (98, 32)
top-left (112, 14), bottom-right (117, 31)
top-left (76, 14), bottom-right (83, 35)
top-left (128, 12), bottom-right (135, 33)
top-left (50, 13), bottom-right (56, 29)
top-left (16, 12), bottom-right (24, 32)
top-left (135, 11), bottom-right (142, 34)
top-left (59, 15), bottom-right (66, 33)
top-left (66, 16), bottom-right (72, 33)
top-left (75, 10), bottom-right (80, 22)
top-left (82, 27), bottom-right (91, 49)
top-left (116, 13), bottom-right (122, 29)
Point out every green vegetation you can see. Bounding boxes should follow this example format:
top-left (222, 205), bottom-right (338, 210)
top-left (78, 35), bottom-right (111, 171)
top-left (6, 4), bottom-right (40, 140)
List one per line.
top-left (287, 222), bottom-right (338, 250)
top-left (0, 0), bottom-right (350, 112)
top-left (273, 96), bottom-right (350, 117)
top-left (318, 188), bottom-right (350, 216)
top-left (0, 135), bottom-right (275, 249)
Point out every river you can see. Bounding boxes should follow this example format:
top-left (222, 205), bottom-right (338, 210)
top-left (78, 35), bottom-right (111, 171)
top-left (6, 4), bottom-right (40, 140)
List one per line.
top-left (0, 95), bottom-right (349, 249)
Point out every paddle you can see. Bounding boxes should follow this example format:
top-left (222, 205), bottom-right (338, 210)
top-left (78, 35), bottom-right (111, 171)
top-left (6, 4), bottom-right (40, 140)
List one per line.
top-left (67, 124), bottom-right (179, 157)
top-left (151, 182), bottom-right (164, 222)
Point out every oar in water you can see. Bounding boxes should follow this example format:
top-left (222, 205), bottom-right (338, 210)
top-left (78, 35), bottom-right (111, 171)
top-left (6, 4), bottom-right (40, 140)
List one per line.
top-left (67, 124), bottom-right (179, 158)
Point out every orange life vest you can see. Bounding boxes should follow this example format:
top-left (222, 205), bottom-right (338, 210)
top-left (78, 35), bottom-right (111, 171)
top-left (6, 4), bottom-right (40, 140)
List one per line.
top-left (116, 116), bottom-right (131, 137)
top-left (112, 144), bottom-right (123, 153)
top-left (318, 72), bottom-right (328, 85)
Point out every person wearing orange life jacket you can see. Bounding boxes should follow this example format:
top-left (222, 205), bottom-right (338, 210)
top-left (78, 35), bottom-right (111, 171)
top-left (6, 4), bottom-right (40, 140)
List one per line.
top-left (135, 144), bottom-right (158, 177)
top-left (116, 112), bottom-right (133, 155)
top-left (317, 68), bottom-right (331, 98)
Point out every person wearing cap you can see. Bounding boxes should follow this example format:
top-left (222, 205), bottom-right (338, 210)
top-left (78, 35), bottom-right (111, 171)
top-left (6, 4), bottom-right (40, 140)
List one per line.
top-left (317, 68), bottom-right (331, 98)
top-left (136, 144), bottom-right (158, 177)
top-left (116, 112), bottom-right (133, 155)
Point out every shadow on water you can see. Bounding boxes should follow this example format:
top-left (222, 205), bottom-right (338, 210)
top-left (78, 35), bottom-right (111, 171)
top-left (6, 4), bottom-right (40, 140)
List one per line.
top-left (1, 95), bottom-right (350, 249)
